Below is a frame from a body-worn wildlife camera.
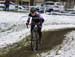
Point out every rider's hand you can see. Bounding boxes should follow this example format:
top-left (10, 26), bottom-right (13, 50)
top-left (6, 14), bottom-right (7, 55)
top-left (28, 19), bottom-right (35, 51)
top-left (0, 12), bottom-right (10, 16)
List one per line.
top-left (37, 22), bottom-right (41, 25)
top-left (26, 22), bottom-right (28, 25)
top-left (26, 23), bottom-right (28, 28)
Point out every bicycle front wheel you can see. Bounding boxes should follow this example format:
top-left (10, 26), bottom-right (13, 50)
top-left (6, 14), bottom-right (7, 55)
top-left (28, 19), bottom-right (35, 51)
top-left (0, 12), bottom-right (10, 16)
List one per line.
top-left (31, 31), bottom-right (37, 51)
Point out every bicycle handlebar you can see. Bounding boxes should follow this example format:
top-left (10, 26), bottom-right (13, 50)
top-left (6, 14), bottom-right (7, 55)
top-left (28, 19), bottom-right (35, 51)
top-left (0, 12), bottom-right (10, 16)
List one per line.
top-left (26, 22), bottom-right (41, 28)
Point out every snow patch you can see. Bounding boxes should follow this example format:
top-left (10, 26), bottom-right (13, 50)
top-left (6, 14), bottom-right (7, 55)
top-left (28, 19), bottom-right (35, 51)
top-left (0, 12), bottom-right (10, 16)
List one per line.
top-left (0, 11), bottom-right (75, 49)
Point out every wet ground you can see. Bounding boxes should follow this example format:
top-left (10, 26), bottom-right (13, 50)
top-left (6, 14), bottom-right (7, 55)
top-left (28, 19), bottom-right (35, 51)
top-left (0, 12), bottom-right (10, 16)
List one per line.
top-left (0, 28), bottom-right (75, 57)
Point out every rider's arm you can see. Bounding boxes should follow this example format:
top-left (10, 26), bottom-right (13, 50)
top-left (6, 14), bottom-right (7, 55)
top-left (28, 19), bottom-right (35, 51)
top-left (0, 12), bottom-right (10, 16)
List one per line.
top-left (37, 13), bottom-right (44, 24)
top-left (26, 14), bottom-right (31, 28)
top-left (27, 17), bottom-right (30, 24)
top-left (40, 16), bottom-right (44, 24)
top-left (26, 13), bottom-right (31, 24)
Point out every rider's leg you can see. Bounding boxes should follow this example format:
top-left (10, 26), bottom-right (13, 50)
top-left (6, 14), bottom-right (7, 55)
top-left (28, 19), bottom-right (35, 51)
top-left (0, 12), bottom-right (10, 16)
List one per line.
top-left (31, 25), bottom-right (35, 37)
top-left (37, 25), bottom-right (42, 50)
top-left (31, 25), bottom-right (35, 51)
top-left (38, 25), bottom-right (42, 39)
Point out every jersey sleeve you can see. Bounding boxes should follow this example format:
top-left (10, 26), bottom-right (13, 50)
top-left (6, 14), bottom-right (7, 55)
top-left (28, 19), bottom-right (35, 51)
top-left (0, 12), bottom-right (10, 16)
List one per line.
top-left (27, 13), bottom-right (31, 24)
top-left (37, 13), bottom-right (44, 23)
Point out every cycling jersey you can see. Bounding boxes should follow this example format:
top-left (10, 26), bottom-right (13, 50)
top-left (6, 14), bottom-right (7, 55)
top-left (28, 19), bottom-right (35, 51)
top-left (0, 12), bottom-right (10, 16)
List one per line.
top-left (27, 12), bottom-right (44, 24)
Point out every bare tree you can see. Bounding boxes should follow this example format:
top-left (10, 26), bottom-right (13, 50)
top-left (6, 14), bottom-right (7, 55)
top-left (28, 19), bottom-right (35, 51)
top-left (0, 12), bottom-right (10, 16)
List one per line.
top-left (65, 0), bottom-right (75, 10)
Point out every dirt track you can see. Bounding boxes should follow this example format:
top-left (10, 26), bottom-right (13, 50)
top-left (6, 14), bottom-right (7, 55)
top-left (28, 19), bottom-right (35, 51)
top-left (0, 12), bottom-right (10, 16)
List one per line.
top-left (0, 28), bottom-right (75, 57)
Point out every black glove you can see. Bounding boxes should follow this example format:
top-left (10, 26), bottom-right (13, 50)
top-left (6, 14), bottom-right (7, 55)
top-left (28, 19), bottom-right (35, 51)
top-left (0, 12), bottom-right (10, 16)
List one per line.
top-left (26, 23), bottom-right (28, 28)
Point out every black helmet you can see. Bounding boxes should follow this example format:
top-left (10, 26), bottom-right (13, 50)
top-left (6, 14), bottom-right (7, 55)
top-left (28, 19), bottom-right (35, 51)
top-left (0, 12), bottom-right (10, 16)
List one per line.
top-left (30, 7), bottom-right (36, 13)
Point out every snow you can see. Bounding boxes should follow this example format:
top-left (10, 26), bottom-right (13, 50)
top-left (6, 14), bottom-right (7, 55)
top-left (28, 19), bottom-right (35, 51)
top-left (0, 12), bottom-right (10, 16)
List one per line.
top-left (0, 11), bottom-right (75, 48)
top-left (0, 11), bottom-right (29, 48)
top-left (0, 11), bottom-right (75, 57)
top-left (43, 25), bottom-right (75, 31)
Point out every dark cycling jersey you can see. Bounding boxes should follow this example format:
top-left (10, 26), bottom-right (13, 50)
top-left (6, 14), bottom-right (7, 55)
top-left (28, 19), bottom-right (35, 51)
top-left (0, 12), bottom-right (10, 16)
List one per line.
top-left (27, 12), bottom-right (44, 24)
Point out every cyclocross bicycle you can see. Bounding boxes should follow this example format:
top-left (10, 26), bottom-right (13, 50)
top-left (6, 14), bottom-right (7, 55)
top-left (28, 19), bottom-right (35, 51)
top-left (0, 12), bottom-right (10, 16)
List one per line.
top-left (27, 23), bottom-right (41, 51)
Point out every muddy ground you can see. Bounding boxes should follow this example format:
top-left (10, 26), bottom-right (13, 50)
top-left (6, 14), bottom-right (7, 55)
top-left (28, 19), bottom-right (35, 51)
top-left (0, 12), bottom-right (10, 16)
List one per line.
top-left (0, 28), bottom-right (75, 57)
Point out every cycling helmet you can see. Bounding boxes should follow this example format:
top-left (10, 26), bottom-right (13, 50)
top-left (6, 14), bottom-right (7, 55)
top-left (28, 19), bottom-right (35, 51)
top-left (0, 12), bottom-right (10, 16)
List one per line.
top-left (30, 7), bottom-right (36, 13)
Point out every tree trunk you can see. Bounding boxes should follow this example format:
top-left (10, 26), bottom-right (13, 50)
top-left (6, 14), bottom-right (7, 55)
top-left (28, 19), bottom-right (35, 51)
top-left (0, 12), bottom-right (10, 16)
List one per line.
top-left (30, 0), bottom-right (34, 6)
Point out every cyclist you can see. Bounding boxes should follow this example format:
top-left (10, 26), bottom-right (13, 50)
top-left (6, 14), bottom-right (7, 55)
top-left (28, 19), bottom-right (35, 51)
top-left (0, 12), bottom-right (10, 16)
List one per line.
top-left (26, 7), bottom-right (44, 42)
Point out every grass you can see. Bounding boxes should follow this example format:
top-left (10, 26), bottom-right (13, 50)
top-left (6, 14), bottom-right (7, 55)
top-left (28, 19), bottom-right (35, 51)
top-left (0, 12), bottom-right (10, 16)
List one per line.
top-left (0, 28), bottom-right (75, 57)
